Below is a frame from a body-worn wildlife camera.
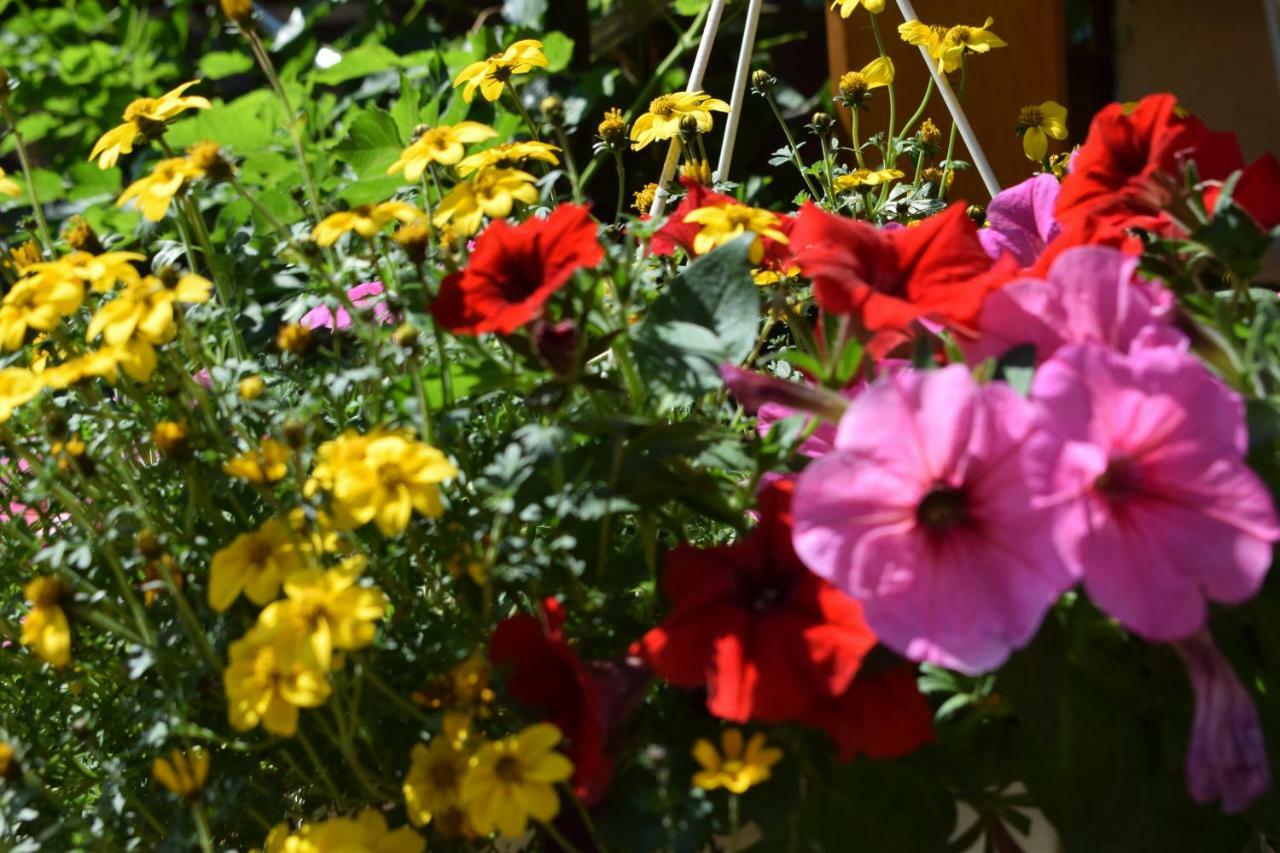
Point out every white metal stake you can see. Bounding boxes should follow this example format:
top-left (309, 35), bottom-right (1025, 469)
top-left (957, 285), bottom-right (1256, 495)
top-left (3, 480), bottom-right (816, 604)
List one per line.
top-left (714, 0), bottom-right (764, 182)
top-left (893, 0), bottom-right (1002, 199)
top-left (648, 0), bottom-right (728, 219)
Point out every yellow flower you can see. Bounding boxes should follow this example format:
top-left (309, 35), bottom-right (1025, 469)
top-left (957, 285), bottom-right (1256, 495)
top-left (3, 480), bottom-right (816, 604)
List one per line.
top-left (259, 809), bottom-right (425, 853)
top-left (459, 723), bottom-right (574, 838)
top-left (633, 182), bottom-right (659, 214)
top-left (224, 624), bottom-right (331, 737)
top-left (456, 141), bottom-right (561, 177)
top-left (0, 167), bottom-right (20, 197)
top-left (35, 347), bottom-right (122, 392)
top-left (432, 168), bottom-right (539, 237)
top-left (27, 251), bottom-right (146, 294)
top-left (239, 375), bottom-right (266, 400)
top-left (208, 517), bottom-right (314, 611)
top-left (834, 168), bottom-right (905, 191)
top-left (413, 655), bottom-right (496, 711)
top-left (752, 264), bottom-right (801, 286)
top-left (152, 747), bottom-right (210, 798)
top-left (832, 0), bottom-right (884, 16)
top-left (683, 203), bottom-right (789, 264)
top-left (0, 273), bottom-right (84, 352)
top-left (311, 201), bottom-right (421, 247)
top-left (306, 429), bottom-right (457, 535)
top-left (597, 107), bottom-right (628, 147)
top-left (1017, 101), bottom-right (1069, 161)
top-left (151, 420), bottom-right (189, 458)
top-left (404, 725), bottom-right (474, 827)
top-left (898, 21), bottom-right (951, 66)
top-left (630, 91), bottom-right (729, 150)
top-left (388, 122), bottom-right (498, 180)
top-left (691, 728), bottom-right (782, 794)
top-left (256, 564), bottom-right (387, 669)
top-left (20, 577), bottom-right (70, 669)
top-left (116, 157), bottom-right (202, 221)
top-left (453, 39), bottom-right (548, 103)
top-left (837, 57), bottom-right (895, 108)
top-left (223, 437), bottom-right (291, 484)
top-left (0, 368), bottom-right (43, 423)
top-left (680, 159), bottom-right (713, 184)
top-left (0, 742), bottom-right (13, 777)
top-left (86, 273), bottom-right (212, 347)
top-left (88, 80), bottom-right (211, 169)
top-left (903, 18), bottom-right (1006, 73)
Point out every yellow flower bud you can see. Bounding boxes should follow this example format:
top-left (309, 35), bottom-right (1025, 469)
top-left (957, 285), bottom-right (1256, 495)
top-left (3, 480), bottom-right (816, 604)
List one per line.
top-left (238, 375), bottom-right (265, 400)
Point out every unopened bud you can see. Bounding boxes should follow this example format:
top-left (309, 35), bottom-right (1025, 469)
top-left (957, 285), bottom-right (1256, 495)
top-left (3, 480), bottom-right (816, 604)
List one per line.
top-left (809, 112), bottom-right (836, 136)
top-left (393, 323), bottom-right (420, 350)
top-left (750, 69), bottom-right (776, 96)
top-left (220, 0), bottom-right (254, 27)
top-left (539, 95), bottom-right (564, 124)
top-left (238, 375), bottom-right (265, 400)
top-left (282, 419), bottom-right (308, 449)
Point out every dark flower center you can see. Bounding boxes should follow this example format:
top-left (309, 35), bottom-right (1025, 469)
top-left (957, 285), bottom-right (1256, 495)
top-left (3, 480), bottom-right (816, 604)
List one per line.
top-left (494, 755), bottom-right (523, 783)
top-left (1095, 454), bottom-right (1142, 500)
top-left (431, 758), bottom-right (460, 790)
top-left (916, 485), bottom-right (968, 532)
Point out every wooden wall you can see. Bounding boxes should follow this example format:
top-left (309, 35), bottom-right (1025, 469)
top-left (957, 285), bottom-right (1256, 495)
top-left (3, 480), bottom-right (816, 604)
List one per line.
top-left (824, 0), bottom-right (1068, 204)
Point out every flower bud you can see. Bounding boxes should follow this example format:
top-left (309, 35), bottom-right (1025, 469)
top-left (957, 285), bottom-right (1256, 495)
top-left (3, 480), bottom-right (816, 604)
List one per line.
top-left (238, 375), bottom-right (265, 400)
top-left (186, 141), bottom-right (234, 184)
top-left (597, 108), bottom-right (627, 148)
top-left (540, 95), bottom-right (564, 124)
top-left (750, 69), bottom-right (776, 96)
top-left (393, 322), bottom-right (420, 350)
top-left (282, 419), bottom-right (308, 448)
top-left (534, 319), bottom-right (579, 376)
top-left (152, 421), bottom-right (190, 461)
top-left (632, 183), bottom-right (659, 214)
top-left (62, 216), bottom-right (104, 254)
top-left (393, 220), bottom-right (431, 265)
top-left (0, 741), bottom-right (15, 780)
top-left (220, 0), bottom-right (254, 26)
top-left (809, 112), bottom-right (836, 136)
top-left (919, 118), bottom-right (943, 150)
top-left (276, 323), bottom-right (311, 355)
top-left (966, 204), bottom-right (987, 226)
top-left (679, 114), bottom-right (702, 139)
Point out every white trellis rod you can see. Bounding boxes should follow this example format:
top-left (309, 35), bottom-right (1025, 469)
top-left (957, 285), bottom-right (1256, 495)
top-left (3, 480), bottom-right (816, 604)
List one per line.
top-left (657, 0), bottom-right (1005, 201)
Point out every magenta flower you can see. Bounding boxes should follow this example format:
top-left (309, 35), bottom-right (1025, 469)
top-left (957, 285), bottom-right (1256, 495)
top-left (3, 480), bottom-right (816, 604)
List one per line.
top-left (791, 365), bottom-right (1073, 674)
top-left (965, 245), bottom-right (1185, 365)
top-left (300, 281), bottom-right (394, 331)
top-left (977, 173), bottom-right (1061, 267)
top-left (1174, 633), bottom-right (1269, 812)
top-left (1027, 343), bottom-right (1280, 640)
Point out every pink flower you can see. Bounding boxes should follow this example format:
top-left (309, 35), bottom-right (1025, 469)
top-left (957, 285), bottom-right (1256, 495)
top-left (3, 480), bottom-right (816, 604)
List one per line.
top-left (300, 281), bottom-right (394, 331)
top-left (1174, 633), bottom-right (1269, 812)
top-left (1026, 343), bottom-right (1280, 640)
top-left (977, 173), bottom-right (1062, 267)
top-left (791, 365), bottom-right (1073, 674)
top-left (965, 245), bottom-right (1185, 365)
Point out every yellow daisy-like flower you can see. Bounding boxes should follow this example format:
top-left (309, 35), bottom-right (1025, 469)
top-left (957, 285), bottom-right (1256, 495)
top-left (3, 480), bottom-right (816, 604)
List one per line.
top-left (432, 168), bottom-right (539, 237)
top-left (1017, 101), bottom-right (1069, 161)
top-left (453, 39), bottom-right (548, 103)
top-left (306, 429), bottom-right (457, 536)
top-left (208, 517), bottom-right (314, 612)
top-left (456, 141), bottom-right (561, 177)
top-left (152, 747), bottom-right (210, 798)
top-left (597, 107), bottom-right (628, 147)
top-left (404, 722), bottom-right (475, 828)
top-left (116, 157), bottom-right (202, 221)
top-left (837, 57), bottom-right (895, 109)
top-left (25, 251), bottom-right (146, 294)
top-left (0, 368), bottom-right (43, 423)
top-left (692, 728), bottom-right (783, 794)
top-left (898, 21), bottom-right (952, 65)
top-left (752, 264), bottom-right (801, 286)
top-left (86, 273), bottom-right (211, 347)
top-left (387, 122), bottom-right (498, 180)
top-left (311, 201), bottom-right (421, 247)
top-left (259, 809), bottom-right (426, 853)
top-left (0, 167), bottom-right (20, 197)
top-left (37, 348), bottom-right (122, 391)
top-left (256, 563), bottom-right (388, 669)
top-left (223, 623), bottom-right (331, 737)
top-left (630, 91), bottom-right (730, 150)
top-left (459, 723), bottom-right (574, 838)
top-left (683, 203), bottom-right (789, 264)
top-left (88, 80), bottom-right (211, 169)
top-left (0, 273), bottom-right (85, 352)
top-left (223, 437), bottom-right (292, 485)
top-left (832, 0), bottom-right (884, 16)
top-left (902, 18), bottom-right (1006, 73)
top-left (834, 168), bottom-right (906, 191)
top-left (20, 577), bottom-right (70, 669)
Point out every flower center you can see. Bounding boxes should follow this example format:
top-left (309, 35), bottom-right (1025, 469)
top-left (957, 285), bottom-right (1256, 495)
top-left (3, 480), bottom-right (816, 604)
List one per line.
top-left (723, 206), bottom-right (758, 228)
top-left (839, 72), bottom-right (869, 100)
top-left (248, 538), bottom-right (275, 566)
top-left (948, 26), bottom-right (973, 44)
top-left (494, 755), bottom-right (523, 784)
top-left (431, 758), bottom-right (460, 790)
top-left (916, 485), bottom-right (968, 532)
top-left (649, 95), bottom-right (678, 117)
top-left (930, 24), bottom-right (950, 40)
top-left (378, 462), bottom-right (404, 489)
top-left (1018, 106), bottom-right (1044, 130)
top-left (1095, 455), bottom-right (1142, 500)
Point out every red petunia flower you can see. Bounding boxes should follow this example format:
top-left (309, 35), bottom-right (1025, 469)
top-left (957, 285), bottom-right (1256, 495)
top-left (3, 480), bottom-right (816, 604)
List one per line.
top-left (651, 178), bottom-right (795, 271)
top-left (797, 663), bottom-right (934, 761)
top-left (1205, 153), bottom-right (1280, 231)
top-left (490, 598), bottom-right (614, 805)
top-left (790, 203), bottom-right (999, 334)
top-left (433, 203), bottom-right (604, 336)
top-left (1056, 93), bottom-right (1243, 232)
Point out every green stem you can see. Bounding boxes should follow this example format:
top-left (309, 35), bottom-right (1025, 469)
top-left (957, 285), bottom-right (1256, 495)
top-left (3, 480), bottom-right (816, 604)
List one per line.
top-left (849, 110), bottom-right (866, 169)
top-left (191, 801), bottom-right (215, 853)
top-left (764, 92), bottom-right (821, 199)
top-left (868, 12), bottom-right (897, 163)
top-left (938, 61), bottom-right (966, 201)
top-left (552, 122), bottom-right (583, 202)
top-left (896, 76), bottom-right (936, 153)
top-left (0, 98), bottom-right (53, 252)
top-left (506, 81), bottom-right (543, 142)
top-left (612, 149), bottom-right (627, 222)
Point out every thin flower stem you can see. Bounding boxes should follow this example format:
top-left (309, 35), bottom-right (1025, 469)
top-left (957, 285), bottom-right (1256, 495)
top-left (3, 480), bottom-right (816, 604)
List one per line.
top-left (849, 110), bottom-right (866, 169)
top-left (938, 60), bottom-right (966, 200)
top-left (191, 801), bottom-right (215, 853)
top-left (542, 820), bottom-right (585, 853)
top-left (727, 793), bottom-right (741, 853)
top-left (506, 81), bottom-right (543, 142)
top-left (0, 98), bottom-right (53, 252)
top-left (868, 12), bottom-right (897, 163)
top-left (818, 133), bottom-right (838, 206)
top-left (764, 92), bottom-right (821, 199)
top-left (612, 149), bottom-right (627, 223)
top-left (552, 123), bottom-right (583, 202)
top-left (896, 76), bottom-right (935, 153)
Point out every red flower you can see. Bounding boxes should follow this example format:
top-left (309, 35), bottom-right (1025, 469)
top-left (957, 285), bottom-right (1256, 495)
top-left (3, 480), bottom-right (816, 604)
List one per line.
top-left (790, 203), bottom-right (998, 334)
top-left (490, 599), bottom-right (613, 804)
top-left (651, 178), bottom-right (795, 271)
top-left (433, 204), bottom-right (604, 336)
top-left (1205, 153), bottom-right (1280, 231)
top-left (798, 664), bottom-right (934, 761)
top-left (1056, 93), bottom-right (1243, 231)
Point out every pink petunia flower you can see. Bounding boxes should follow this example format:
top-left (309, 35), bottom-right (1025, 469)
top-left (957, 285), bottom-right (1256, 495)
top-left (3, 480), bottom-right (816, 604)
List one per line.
top-left (965, 245), bottom-right (1185, 366)
top-left (977, 173), bottom-right (1062, 267)
top-left (300, 281), bottom-right (394, 331)
top-left (1026, 343), bottom-right (1280, 640)
top-left (791, 365), bottom-right (1074, 674)
top-left (1174, 632), bottom-right (1270, 812)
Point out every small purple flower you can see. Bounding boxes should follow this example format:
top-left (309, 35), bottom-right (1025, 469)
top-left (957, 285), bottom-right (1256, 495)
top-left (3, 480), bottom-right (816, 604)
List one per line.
top-left (300, 281), bottom-right (394, 331)
top-left (1174, 633), bottom-right (1270, 813)
top-left (978, 173), bottom-right (1062, 267)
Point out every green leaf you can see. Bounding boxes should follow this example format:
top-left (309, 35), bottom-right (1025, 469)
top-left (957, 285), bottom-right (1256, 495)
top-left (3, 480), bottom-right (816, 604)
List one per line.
top-left (501, 0), bottom-right (547, 27)
top-left (164, 90), bottom-right (284, 152)
top-left (334, 108), bottom-right (403, 179)
top-left (542, 32), bottom-right (575, 73)
top-left (198, 51), bottom-right (255, 80)
top-left (389, 75), bottom-right (422, 142)
top-left (633, 237), bottom-right (760, 402)
top-left (314, 44), bottom-right (404, 85)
